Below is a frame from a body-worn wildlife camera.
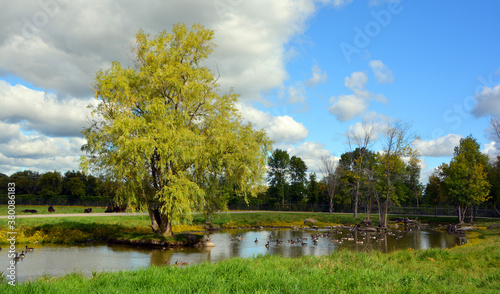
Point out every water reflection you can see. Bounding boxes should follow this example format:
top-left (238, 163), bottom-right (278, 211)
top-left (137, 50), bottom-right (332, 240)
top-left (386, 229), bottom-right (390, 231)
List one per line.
top-left (0, 228), bottom-right (462, 282)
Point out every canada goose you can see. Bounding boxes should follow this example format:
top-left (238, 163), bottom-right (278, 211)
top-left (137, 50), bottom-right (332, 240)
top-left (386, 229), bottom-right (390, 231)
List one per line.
top-left (13, 253), bottom-right (20, 262)
top-left (276, 239), bottom-right (282, 245)
top-left (301, 241), bottom-right (307, 246)
top-left (265, 241), bottom-right (270, 248)
top-left (26, 245), bottom-right (34, 252)
top-left (180, 261), bottom-right (188, 266)
top-left (238, 235), bottom-right (243, 240)
top-left (255, 238), bottom-right (258, 243)
top-left (356, 240), bottom-right (364, 244)
top-left (19, 251), bottom-right (25, 259)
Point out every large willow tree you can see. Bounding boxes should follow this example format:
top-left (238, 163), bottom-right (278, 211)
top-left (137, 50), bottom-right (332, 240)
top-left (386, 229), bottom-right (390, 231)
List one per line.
top-left (80, 23), bottom-right (271, 236)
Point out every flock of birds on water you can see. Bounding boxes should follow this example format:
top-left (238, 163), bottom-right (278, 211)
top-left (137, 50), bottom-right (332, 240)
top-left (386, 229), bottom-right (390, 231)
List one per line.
top-left (236, 227), bottom-right (406, 249)
top-left (9, 245), bottom-right (35, 263)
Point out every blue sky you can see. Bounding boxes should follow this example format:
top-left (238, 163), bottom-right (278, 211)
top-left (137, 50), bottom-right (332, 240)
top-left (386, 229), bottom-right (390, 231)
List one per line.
top-left (1, 0), bottom-right (499, 181)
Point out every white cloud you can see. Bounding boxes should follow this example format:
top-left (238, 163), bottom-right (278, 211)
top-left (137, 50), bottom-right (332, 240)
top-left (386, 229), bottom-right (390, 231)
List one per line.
top-left (471, 83), bottom-right (500, 118)
top-left (285, 141), bottom-right (338, 174)
top-left (0, 81), bottom-right (94, 137)
top-left (332, 0), bottom-right (354, 8)
top-left (483, 141), bottom-right (498, 159)
top-left (306, 65), bottom-right (327, 87)
top-left (328, 71), bottom-right (387, 122)
top-left (414, 134), bottom-right (462, 157)
top-left (237, 103), bottom-right (309, 144)
top-left (0, 0), bottom-right (321, 102)
top-left (369, 60), bottom-right (394, 83)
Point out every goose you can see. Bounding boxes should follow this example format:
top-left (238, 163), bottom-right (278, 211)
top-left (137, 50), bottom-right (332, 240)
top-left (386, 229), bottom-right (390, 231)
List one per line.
top-left (13, 253), bottom-right (20, 262)
top-left (237, 235), bottom-right (243, 240)
top-left (301, 241), bottom-right (307, 246)
top-left (26, 245), bottom-right (34, 252)
top-left (180, 261), bottom-right (189, 266)
top-left (356, 240), bottom-right (364, 244)
top-left (19, 251), bottom-right (25, 259)
top-left (265, 241), bottom-right (270, 248)
top-left (255, 238), bottom-right (259, 244)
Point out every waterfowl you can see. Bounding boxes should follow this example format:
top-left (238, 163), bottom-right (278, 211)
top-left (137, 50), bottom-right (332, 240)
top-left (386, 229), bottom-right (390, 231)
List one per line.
top-left (255, 238), bottom-right (258, 244)
top-left (26, 245), bottom-right (34, 252)
top-left (238, 235), bottom-right (243, 240)
top-left (301, 241), bottom-right (307, 246)
top-left (19, 251), bottom-right (25, 259)
top-left (265, 241), bottom-right (270, 248)
top-left (356, 240), bottom-right (364, 244)
top-left (13, 253), bottom-right (20, 262)
top-left (180, 261), bottom-right (189, 266)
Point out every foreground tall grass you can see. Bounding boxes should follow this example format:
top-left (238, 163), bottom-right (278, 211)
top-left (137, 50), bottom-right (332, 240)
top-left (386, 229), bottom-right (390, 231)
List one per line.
top-left (2, 227), bottom-right (499, 293)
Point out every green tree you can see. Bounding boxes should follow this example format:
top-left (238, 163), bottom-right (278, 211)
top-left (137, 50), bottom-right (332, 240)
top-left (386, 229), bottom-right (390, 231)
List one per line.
top-left (288, 156), bottom-right (308, 203)
top-left (339, 147), bottom-right (376, 218)
top-left (81, 23), bottom-right (270, 237)
top-left (9, 170), bottom-right (40, 195)
top-left (442, 135), bottom-right (490, 223)
top-left (424, 170), bottom-right (447, 206)
top-left (38, 171), bottom-right (62, 199)
top-left (405, 155), bottom-right (423, 206)
top-left (307, 173), bottom-right (320, 208)
top-left (0, 173), bottom-right (9, 196)
top-left (62, 170), bottom-right (86, 202)
top-left (487, 156), bottom-right (500, 216)
top-left (267, 149), bottom-right (290, 206)
top-left (377, 121), bottom-right (418, 227)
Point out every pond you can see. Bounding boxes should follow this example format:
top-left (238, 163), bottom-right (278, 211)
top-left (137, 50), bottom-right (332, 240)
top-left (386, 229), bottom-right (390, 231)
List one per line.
top-left (1, 227), bottom-right (465, 283)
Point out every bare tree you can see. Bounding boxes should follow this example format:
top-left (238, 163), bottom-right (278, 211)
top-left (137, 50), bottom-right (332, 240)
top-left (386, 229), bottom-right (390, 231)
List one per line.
top-left (320, 155), bottom-right (340, 214)
top-left (345, 122), bottom-right (376, 218)
top-left (490, 118), bottom-right (500, 143)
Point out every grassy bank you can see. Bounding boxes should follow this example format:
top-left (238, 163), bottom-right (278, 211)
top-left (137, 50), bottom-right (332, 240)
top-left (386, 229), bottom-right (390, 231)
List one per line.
top-left (1, 226), bottom-right (499, 293)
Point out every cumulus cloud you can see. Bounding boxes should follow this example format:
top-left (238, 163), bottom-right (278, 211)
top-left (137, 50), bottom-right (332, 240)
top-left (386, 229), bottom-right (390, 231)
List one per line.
top-left (369, 60), bottom-right (394, 83)
top-left (328, 71), bottom-right (387, 122)
top-left (0, 0), bottom-right (320, 101)
top-left (0, 81), bottom-right (94, 137)
top-left (414, 134), bottom-right (462, 157)
top-left (237, 103), bottom-right (309, 144)
top-left (1, 0), bottom-right (334, 174)
top-left (285, 141), bottom-right (337, 174)
top-left (471, 83), bottom-right (500, 118)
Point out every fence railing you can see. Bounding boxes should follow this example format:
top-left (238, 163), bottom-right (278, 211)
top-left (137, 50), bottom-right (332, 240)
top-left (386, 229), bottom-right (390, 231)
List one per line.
top-left (227, 203), bottom-right (500, 218)
top-left (2, 197), bottom-right (499, 218)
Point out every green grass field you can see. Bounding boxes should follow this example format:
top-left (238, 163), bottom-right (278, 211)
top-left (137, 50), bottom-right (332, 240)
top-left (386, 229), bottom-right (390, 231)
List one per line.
top-left (1, 227), bottom-right (499, 293)
top-left (1, 210), bottom-right (499, 293)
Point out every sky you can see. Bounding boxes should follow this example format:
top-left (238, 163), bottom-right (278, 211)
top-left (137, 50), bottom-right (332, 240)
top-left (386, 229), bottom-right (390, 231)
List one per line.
top-left (1, 0), bottom-right (500, 182)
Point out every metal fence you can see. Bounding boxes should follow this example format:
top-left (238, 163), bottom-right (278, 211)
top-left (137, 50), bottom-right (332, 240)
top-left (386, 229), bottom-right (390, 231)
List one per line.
top-left (227, 202), bottom-right (500, 218)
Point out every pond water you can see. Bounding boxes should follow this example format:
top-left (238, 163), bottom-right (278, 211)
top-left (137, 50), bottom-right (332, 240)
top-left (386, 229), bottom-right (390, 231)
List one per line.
top-left (1, 227), bottom-right (465, 283)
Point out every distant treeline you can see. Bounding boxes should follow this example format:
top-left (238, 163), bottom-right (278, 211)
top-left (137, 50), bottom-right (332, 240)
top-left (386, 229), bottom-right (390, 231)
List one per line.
top-left (0, 170), bottom-right (117, 202)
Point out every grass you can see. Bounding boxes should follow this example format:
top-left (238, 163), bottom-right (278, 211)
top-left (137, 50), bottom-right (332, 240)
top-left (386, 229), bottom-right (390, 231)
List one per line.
top-left (0, 210), bottom-right (499, 292)
top-left (0, 205), bottom-right (116, 216)
top-left (1, 227), bottom-right (499, 293)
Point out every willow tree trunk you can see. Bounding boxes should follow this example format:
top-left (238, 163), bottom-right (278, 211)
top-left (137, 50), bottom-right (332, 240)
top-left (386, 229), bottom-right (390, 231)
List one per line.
top-left (149, 208), bottom-right (173, 237)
